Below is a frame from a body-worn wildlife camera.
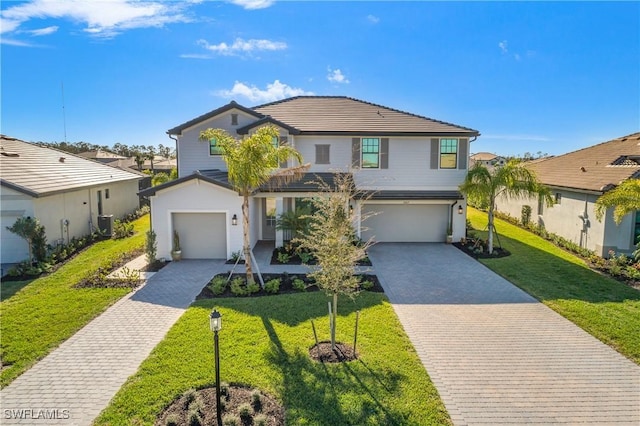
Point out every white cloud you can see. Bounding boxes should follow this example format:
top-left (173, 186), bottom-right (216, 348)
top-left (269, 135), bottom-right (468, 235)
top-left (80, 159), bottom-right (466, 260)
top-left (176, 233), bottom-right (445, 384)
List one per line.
top-left (367, 14), bottom-right (380, 24)
top-left (0, 0), bottom-right (192, 39)
top-left (196, 37), bottom-right (287, 57)
top-left (228, 0), bottom-right (275, 10)
top-left (327, 68), bottom-right (349, 84)
top-left (216, 80), bottom-right (314, 103)
top-left (0, 37), bottom-right (39, 47)
top-left (27, 25), bottom-right (59, 36)
top-left (498, 40), bottom-right (508, 54)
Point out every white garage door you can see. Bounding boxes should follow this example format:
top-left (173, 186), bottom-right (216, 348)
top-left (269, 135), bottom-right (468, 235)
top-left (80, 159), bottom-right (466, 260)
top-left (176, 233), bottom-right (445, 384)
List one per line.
top-left (361, 204), bottom-right (449, 242)
top-left (172, 213), bottom-right (227, 259)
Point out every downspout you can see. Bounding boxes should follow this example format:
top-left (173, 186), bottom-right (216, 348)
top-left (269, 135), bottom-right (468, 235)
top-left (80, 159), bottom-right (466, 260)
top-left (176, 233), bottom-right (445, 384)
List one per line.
top-left (450, 200), bottom-right (458, 235)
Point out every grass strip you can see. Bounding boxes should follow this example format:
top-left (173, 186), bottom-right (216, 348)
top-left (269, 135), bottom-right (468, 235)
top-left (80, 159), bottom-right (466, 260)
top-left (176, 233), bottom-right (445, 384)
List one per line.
top-left (0, 215), bottom-right (150, 387)
top-left (468, 207), bottom-right (640, 364)
top-left (95, 292), bottom-right (451, 425)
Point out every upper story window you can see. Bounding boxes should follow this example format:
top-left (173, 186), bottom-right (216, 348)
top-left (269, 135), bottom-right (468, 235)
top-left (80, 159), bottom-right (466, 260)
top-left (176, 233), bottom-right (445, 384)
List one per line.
top-left (272, 136), bottom-right (279, 149)
top-left (315, 144), bottom-right (330, 164)
top-left (555, 192), bottom-right (562, 204)
top-left (209, 137), bottom-right (222, 155)
top-left (231, 114), bottom-right (238, 126)
top-left (362, 138), bottom-right (380, 168)
top-left (440, 138), bottom-right (458, 169)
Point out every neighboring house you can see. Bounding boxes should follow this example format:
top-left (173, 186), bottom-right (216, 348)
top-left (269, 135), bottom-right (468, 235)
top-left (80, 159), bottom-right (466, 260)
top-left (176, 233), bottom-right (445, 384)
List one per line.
top-left (470, 152), bottom-right (506, 167)
top-left (0, 136), bottom-right (142, 269)
top-left (141, 96), bottom-right (479, 260)
top-left (495, 132), bottom-right (640, 257)
top-left (77, 149), bottom-right (128, 165)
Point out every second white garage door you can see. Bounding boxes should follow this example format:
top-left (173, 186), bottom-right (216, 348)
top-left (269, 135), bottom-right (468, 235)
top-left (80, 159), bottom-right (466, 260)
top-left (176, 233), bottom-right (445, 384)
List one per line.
top-left (361, 204), bottom-right (449, 242)
top-left (172, 213), bottom-right (227, 259)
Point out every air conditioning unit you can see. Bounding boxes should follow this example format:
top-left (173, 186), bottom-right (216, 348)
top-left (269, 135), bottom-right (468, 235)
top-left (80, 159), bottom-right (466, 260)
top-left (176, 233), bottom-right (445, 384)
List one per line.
top-left (97, 214), bottom-right (114, 237)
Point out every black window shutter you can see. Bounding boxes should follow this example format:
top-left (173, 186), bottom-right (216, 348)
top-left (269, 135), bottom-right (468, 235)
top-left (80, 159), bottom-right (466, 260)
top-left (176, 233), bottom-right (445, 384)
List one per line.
top-left (458, 138), bottom-right (468, 169)
top-left (430, 138), bottom-right (439, 169)
top-left (380, 138), bottom-right (389, 169)
top-left (352, 138), bottom-right (361, 168)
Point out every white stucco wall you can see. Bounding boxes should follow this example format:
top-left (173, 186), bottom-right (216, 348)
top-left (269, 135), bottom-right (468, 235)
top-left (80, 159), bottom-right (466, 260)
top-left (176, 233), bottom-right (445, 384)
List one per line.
top-left (1, 180), bottom-right (139, 266)
top-left (281, 135), bottom-right (468, 191)
top-left (495, 188), bottom-right (634, 256)
top-left (149, 179), bottom-right (244, 260)
top-left (175, 109), bottom-right (259, 177)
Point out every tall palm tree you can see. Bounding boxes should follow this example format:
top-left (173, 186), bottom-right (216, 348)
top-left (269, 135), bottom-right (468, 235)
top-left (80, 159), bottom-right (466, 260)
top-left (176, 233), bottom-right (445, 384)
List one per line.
top-left (199, 126), bottom-right (308, 284)
top-left (595, 178), bottom-right (640, 224)
top-left (460, 160), bottom-right (551, 254)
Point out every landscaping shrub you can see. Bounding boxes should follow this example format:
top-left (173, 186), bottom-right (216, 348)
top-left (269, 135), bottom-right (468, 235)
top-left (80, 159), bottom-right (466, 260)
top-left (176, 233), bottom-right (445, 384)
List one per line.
top-left (113, 219), bottom-right (134, 239)
top-left (237, 402), bottom-right (253, 419)
top-left (164, 413), bottom-right (179, 426)
top-left (222, 414), bottom-right (240, 426)
top-left (230, 277), bottom-right (259, 296)
top-left (292, 278), bottom-right (306, 292)
top-left (209, 276), bottom-right (228, 295)
top-left (253, 414), bottom-right (268, 426)
top-left (264, 278), bottom-right (280, 294)
top-left (361, 280), bottom-right (374, 290)
top-left (277, 251), bottom-right (291, 264)
top-left (521, 205), bottom-right (532, 225)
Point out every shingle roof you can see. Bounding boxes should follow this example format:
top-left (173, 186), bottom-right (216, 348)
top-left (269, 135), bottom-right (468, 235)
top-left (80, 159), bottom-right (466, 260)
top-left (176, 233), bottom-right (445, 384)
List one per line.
top-left (253, 96), bottom-right (479, 136)
top-left (167, 96), bottom-right (479, 137)
top-left (527, 132), bottom-right (640, 193)
top-left (0, 136), bottom-right (141, 197)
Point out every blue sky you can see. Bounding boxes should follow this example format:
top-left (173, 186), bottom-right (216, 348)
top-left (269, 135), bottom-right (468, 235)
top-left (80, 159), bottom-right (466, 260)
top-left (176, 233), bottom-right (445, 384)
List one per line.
top-left (1, 0), bottom-right (638, 157)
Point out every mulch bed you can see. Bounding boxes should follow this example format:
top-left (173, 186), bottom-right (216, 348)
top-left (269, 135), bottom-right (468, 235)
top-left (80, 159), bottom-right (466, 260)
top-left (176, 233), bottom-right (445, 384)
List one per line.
top-left (309, 341), bottom-right (357, 363)
top-left (453, 241), bottom-right (511, 259)
top-left (156, 385), bottom-right (284, 426)
top-left (269, 248), bottom-right (372, 266)
top-left (74, 251), bottom-right (167, 289)
top-left (195, 273), bottom-right (383, 299)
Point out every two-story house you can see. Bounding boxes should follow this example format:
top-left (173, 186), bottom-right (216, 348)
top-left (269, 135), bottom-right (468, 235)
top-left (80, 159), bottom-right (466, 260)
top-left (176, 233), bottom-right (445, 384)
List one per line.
top-left (141, 96), bottom-right (479, 260)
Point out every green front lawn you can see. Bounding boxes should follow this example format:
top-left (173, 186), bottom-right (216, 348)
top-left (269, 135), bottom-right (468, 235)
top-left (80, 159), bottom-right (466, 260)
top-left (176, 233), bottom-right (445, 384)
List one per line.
top-left (467, 207), bottom-right (640, 364)
top-left (1, 279), bottom-right (34, 301)
top-left (95, 292), bottom-right (450, 425)
top-left (0, 215), bottom-right (150, 387)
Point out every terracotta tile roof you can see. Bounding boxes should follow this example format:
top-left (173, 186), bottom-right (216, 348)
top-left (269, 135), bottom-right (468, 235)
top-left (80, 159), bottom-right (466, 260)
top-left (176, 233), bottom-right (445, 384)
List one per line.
top-left (527, 132), bottom-right (640, 193)
top-left (0, 136), bottom-right (141, 197)
top-left (253, 96), bottom-right (479, 136)
top-left (471, 152), bottom-right (500, 161)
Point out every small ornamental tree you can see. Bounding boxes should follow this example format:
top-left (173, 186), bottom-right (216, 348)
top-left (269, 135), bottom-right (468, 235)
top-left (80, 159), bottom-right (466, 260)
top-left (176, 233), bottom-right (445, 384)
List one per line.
top-left (460, 160), bottom-right (552, 254)
top-left (295, 174), bottom-right (374, 350)
top-left (6, 216), bottom-right (47, 263)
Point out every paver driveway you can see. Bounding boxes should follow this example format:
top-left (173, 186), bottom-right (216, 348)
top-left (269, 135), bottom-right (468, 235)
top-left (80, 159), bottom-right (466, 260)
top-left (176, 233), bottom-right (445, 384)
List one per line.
top-left (0, 260), bottom-right (224, 425)
top-left (368, 243), bottom-right (640, 425)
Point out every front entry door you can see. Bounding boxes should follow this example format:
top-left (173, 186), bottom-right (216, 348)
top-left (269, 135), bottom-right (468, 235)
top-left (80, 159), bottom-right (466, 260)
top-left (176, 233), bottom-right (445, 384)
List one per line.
top-left (262, 198), bottom-right (276, 240)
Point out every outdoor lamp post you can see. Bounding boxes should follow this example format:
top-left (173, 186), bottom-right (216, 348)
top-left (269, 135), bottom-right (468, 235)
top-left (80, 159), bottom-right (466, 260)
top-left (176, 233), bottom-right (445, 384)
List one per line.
top-left (210, 309), bottom-right (223, 426)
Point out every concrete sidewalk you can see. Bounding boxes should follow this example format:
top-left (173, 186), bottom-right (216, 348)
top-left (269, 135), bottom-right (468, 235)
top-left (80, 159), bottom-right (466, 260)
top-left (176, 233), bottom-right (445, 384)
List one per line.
top-left (0, 260), bottom-right (225, 425)
top-left (369, 243), bottom-right (640, 425)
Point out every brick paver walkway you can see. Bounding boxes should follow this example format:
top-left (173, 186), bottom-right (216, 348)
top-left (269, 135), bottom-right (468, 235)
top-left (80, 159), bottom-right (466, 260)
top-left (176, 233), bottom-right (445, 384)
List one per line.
top-left (369, 243), bottom-right (640, 425)
top-left (0, 260), bottom-right (223, 425)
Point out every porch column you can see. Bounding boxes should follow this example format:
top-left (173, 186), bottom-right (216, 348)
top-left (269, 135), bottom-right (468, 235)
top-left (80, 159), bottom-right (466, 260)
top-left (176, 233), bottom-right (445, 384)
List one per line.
top-left (275, 197), bottom-right (284, 248)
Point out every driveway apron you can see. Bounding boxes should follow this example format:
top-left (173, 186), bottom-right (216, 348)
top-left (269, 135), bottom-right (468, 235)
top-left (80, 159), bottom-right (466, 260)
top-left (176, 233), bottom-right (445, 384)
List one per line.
top-left (0, 260), bottom-right (224, 425)
top-left (369, 243), bottom-right (640, 425)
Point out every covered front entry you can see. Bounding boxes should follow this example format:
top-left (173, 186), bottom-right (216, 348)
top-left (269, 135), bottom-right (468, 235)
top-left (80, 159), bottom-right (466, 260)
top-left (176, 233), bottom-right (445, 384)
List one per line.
top-left (172, 212), bottom-right (227, 259)
top-left (361, 203), bottom-right (449, 242)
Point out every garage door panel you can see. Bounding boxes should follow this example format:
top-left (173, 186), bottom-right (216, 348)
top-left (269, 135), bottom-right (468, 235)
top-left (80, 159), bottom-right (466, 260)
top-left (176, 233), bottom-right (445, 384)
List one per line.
top-left (173, 213), bottom-right (226, 259)
top-left (361, 204), bottom-right (448, 242)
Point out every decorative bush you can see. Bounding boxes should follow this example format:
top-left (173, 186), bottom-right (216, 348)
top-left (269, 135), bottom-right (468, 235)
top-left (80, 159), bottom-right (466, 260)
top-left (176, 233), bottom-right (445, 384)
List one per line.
top-left (521, 205), bottom-right (532, 225)
top-left (237, 402), bottom-right (253, 419)
top-left (264, 278), bottom-right (281, 294)
top-left (209, 276), bottom-right (228, 295)
top-left (361, 280), bottom-right (374, 290)
top-left (113, 219), bottom-right (134, 239)
top-left (292, 278), bottom-right (306, 292)
top-left (277, 251), bottom-right (291, 264)
top-left (222, 414), bottom-right (240, 426)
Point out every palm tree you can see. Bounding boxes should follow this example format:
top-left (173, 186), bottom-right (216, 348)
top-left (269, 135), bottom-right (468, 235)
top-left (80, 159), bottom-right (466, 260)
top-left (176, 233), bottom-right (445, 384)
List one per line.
top-left (459, 160), bottom-right (551, 254)
top-left (199, 126), bottom-right (308, 284)
top-left (595, 179), bottom-right (640, 224)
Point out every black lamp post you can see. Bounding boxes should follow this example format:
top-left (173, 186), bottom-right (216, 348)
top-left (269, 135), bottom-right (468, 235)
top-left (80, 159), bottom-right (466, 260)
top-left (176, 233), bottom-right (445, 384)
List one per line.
top-left (210, 309), bottom-right (223, 426)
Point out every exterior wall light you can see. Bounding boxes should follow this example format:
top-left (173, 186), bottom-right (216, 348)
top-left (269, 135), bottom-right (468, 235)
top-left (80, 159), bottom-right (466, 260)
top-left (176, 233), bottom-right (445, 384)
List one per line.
top-left (232, 214), bottom-right (238, 226)
top-left (458, 205), bottom-right (464, 215)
